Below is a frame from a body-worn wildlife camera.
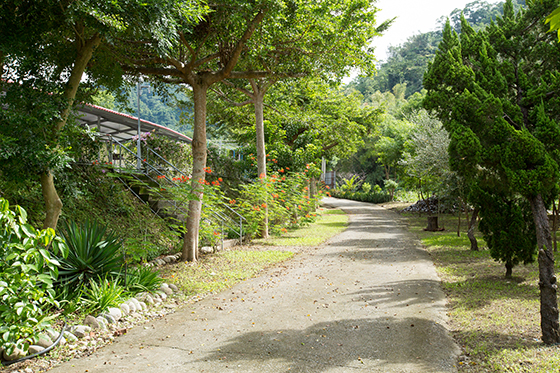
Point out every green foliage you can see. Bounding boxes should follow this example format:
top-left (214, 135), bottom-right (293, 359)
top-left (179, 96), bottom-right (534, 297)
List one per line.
top-left (123, 266), bottom-right (164, 294)
top-left (0, 198), bottom-right (67, 355)
top-left (339, 175), bottom-right (359, 193)
top-left (56, 220), bottom-right (124, 287)
top-left (331, 189), bottom-right (392, 204)
top-left (361, 182), bottom-right (372, 194)
top-left (80, 276), bottom-right (124, 314)
top-left (477, 191), bottom-right (537, 276)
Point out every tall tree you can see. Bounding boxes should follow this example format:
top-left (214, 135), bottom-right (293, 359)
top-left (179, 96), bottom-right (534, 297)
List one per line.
top-left (424, 0), bottom-right (560, 344)
top-left (209, 0), bottom-right (387, 237)
top-left (118, 1), bottom-right (274, 261)
top-left (0, 0), bottom-right (203, 229)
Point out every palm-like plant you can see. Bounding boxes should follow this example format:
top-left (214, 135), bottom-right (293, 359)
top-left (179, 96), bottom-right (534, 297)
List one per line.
top-left (56, 220), bottom-right (124, 286)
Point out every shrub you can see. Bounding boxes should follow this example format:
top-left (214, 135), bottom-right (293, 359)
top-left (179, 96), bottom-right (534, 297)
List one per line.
top-left (0, 198), bottom-right (67, 355)
top-left (361, 182), bottom-right (372, 194)
top-left (80, 276), bottom-right (124, 314)
top-left (330, 190), bottom-right (391, 204)
top-left (123, 266), bottom-right (164, 294)
top-left (56, 220), bottom-right (124, 287)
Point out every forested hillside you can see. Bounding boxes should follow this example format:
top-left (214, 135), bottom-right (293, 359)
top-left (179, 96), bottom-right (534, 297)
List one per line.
top-left (348, 0), bottom-right (526, 98)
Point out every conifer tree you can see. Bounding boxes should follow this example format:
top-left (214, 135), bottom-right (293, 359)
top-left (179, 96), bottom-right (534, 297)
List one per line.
top-left (424, 0), bottom-right (560, 344)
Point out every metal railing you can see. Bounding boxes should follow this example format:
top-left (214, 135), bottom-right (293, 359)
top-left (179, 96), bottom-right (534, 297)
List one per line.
top-left (104, 135), bottom-right (247, 245)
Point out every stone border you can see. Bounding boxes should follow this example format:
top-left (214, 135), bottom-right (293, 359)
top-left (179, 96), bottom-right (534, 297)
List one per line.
top-left (144, 238), bottom-right (242, 268)
top-left (1, 283), bottom-right (179, 365)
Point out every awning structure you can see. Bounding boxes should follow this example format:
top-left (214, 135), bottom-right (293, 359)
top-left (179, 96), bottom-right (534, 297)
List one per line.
top-left (76, 104), bottom-right (192, 144)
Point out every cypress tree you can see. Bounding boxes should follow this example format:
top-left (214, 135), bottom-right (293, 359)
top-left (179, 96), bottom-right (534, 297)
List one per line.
top-left (424, 0), bottom-right (560, 344)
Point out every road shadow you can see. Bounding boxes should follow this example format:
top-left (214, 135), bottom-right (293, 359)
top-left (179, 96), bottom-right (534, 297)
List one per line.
top-left (346, 279), bottom-right (447, 309)
top-left (194, 317), bottom-right (457, 372)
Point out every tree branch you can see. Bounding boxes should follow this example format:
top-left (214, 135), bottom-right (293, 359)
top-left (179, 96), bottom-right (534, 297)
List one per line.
top-left (214, 9), bottom-right (266, 82)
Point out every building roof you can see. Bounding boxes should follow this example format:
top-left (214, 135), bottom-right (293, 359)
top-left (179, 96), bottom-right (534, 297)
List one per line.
top-left (77, 104), bottom-right (192, 144)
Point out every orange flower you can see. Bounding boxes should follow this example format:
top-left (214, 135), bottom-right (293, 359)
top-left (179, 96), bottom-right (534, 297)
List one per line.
top-left (203, 167), bottom-right (212, 173)
top-left (213, 231), bottom-right (220, 236)
top-left (279, 168), bottom-right (284, 173)
top-left (259, 173), bottom-right (265, 179)
top-left (229, 199), bottom-right (236, 204)
top-left (218, 177), bottom-right (223, 182)
top-left (261, 203), bottom-right (267, 209)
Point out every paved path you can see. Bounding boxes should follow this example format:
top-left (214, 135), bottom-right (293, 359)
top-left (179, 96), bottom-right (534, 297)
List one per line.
top-left (50, 198), bottom-right (459, 372)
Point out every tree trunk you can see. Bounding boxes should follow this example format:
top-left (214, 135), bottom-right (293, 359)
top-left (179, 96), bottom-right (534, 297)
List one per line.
top-left (505, 261), bottom-right (513, 278)
top-left (425, 216), bottom-right (439, 231)
top-left (309, 177), bottom-right (317, 211)
top-left (529, 193), bottom-right (560, 344)
top-left (42, 32), bottom-right (101, 229)
top-left (254, 89), bottom-right (268, 238)
top-left (182, 82), bottom-right (209, 262)
top-left (468, 207), bottom-right (479, 251)
top-left (553, 197), bottom-right (559, 252)
top-left (457, 205), bottom-right (461, 237)
top-left (40, 171), bottom-right (63, 229)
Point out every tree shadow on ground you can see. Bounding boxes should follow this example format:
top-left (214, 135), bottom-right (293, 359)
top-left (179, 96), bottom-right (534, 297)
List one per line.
top-left (194, 317), bottom-right (457, 373)
top-left (345, 279), bottom-right (448, 309)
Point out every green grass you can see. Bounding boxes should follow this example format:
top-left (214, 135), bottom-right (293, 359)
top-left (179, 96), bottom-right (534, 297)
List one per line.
top-left (401, 212), bottom-right (560, 372)
top-left (161, 207), bottom-right (348, 297)
top-left (254, 208), bottom-right (348, 247)
top-left (161, 250), bottom-right (294, 296)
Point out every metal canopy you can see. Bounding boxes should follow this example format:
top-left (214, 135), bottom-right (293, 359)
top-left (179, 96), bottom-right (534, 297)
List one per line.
top-left (76, 104), bottom-right (192, 144)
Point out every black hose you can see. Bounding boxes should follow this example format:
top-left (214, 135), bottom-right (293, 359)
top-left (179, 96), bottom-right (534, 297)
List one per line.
top-left (1, 317), bottom-right (68, 367)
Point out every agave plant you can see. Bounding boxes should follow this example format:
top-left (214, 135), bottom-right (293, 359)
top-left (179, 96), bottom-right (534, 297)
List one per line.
top-left (56, 220), bottom-right (124, 286)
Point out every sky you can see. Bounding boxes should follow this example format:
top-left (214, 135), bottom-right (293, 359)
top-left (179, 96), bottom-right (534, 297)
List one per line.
top-left (372, 0), bottom-right (503, 62)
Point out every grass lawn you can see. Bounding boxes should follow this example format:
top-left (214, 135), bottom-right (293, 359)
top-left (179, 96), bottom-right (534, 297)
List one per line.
top-left (160, 207), bottom-right (348, 298)
top-left (401, 212), bottom-right (560, 372)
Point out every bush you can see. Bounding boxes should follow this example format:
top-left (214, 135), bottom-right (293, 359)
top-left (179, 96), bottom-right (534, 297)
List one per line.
top-left (0, 198), bottom-right (67, 355)
top-left (80, 276), bottom-right (124, 314)
top-left (56, 220), bottom-right (124, 287)
top-left (123, 266), bottom-right (164, 294)
top-left (330, 190), bottom-right (391, 204)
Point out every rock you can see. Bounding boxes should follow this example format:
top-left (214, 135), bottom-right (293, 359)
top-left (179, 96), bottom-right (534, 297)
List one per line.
top-left (168, 283), bottom-right (179, 292)
top-left (63, 331), bottom-right (78, 342)
top-left (45, 329), bottom-right (61, 342)
top-left (160, 284), bottom-right (173, 295)
top-left (200, 246), bottom-right (213, 254)
top-left (84, 315), bottom-right (100, 329)
top-left (125, 301), bottom-right (137, 312)
top-left (130, 297), bottom-right (142, 309)
top-left (157, 291), bottom-right (167, 300)
top-left (120, 303), bottom-right (130, 315)
top-left (3, 347), bottom-right (25, 361)
top-left (96, 316), bottom-right (108, 329)
top-left (36, 335), bottom-right (53, 348)
top-left (144, 295), bottom-right (155, 305)
top-left (28, 345), bottom-right (45, 355)
top-left (163, 256), bottom-right (172, 263)
top-left (70, 325), bottom-right (91, 339)
top-left (108, 307), bottom-right (122, 321)
top-left (156, 259), bottom-right (166, 266)
top-left (139, 301), bottom-right (147, 310)
top-left (100, 313), bottom-right (116, 324)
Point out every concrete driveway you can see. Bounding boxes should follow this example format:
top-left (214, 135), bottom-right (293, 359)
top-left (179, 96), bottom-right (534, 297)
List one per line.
top-left (49, 197), bottom-right (459, 372)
